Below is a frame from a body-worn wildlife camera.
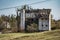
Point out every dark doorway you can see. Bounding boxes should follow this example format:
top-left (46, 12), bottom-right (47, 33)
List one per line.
top-left (25, 18), bottom-right (38, 32)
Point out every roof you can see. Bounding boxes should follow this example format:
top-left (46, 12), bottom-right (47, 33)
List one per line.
top-left (25, 9), bottom-right (51, 14)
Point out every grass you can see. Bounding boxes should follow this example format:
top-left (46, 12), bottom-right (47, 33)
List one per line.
top-left (0, 30), bottom-right (60, 40)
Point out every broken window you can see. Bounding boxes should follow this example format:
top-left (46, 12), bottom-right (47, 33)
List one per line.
top-left (42, 24), bottom-right (43, 27)
top-left (46, 25), bottom-right (48, 27)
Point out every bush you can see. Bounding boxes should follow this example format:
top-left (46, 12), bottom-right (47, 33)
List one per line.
top-left (27, 23), bottom-right (38, 32)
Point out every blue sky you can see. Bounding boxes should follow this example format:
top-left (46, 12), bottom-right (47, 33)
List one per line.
top-left (0, 0), bottom-right (60, 20)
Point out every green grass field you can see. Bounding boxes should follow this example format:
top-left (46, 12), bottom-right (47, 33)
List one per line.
top-left (0, 30), bottom-right (60, 40)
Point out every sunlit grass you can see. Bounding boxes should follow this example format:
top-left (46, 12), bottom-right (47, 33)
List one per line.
top-left (0, 29), bottom-right (60, 40)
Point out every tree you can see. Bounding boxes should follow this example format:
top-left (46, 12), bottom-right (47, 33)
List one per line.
top-left (9, 14), bottom-right (17, 32)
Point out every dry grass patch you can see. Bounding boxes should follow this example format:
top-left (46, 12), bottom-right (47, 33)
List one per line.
top-left (0, 30), bottom-right (60, 40)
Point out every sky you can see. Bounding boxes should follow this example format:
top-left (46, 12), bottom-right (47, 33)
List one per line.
top-left (0, 0), bottom-right (60, 20)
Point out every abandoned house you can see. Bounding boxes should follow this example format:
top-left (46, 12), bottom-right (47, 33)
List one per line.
top-left (16, 5), bottom-right (51, 32)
